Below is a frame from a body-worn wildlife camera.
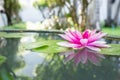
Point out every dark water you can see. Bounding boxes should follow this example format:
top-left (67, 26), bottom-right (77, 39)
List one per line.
top-left (0, 34), bottom-right (120, 80)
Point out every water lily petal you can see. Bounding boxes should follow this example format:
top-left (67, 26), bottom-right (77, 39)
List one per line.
top-left (57, 42), bottom-right (81, 48)
top-left (86, 46), bottom-right (101, 52)
top-left (88, 32), bottom-right (107, 42)
top-left (90, 29), bottom-right (97, 36)
top-left (80, 39), bottom-right (88, 46)
top-left (75, 30), bottom-right (83, 39)
top-left (58, 29), bottom-right (109, 66)
top-left (65, 31), bottom-right (80, 43)
top-left (65, 32), bottom-right (77, 40)
top-left (88, 41), bottom-right (110, 48)
top-left (59, 34), bottom-right (75, 43)
top-left (82, 29), bottom-right (91, 38)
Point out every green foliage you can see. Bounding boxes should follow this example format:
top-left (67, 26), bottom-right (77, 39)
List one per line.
top-left (22, 39), bottom-right (47, 50)
top-left (23, 39), bottom-right (68, 54)
top-left (0, 38), bottom-right (25, 79)
top-left (0, 55), bottom-right (6, 66)
top-left (0, 32), bottom-right (26, 38)
top-left (33, 0), bottom-right (48, 7)
top-left (102, 27), bottom-right (120, 36)
top-left (33, 0), bottom-right (90, 31)
top-left (3, 23), bottom-right (26, 29)
top-left (4, 0), bottom-right (21, 25)
top-left (24, 39), bottom-right (120, 56)
top-left (34, 0), bottom-right (67, 7)
top-left (0, 68), bottom-right (14, 80)
top-left (16, 76), bottom-right (32, 80)
top-left (101, 44), bottom-right (120, 55)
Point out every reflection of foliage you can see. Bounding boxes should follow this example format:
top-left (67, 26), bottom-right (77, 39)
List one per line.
top-left (0, 67), bottom-right (14, 80)
top-left (34, 0), bottom-right (68, 8)
top-left (16, 76), bottom-right (32, 80)
top-left (4, 0), bottom-right (21, 25)
top-left (0, 38), bottom-right (20, 68)
top-left (0, 55), bottom-right (6, 66)
top-left (34, 55), bottom-right (119, 80)
top-left (0, 38), bottom-right (25, 79)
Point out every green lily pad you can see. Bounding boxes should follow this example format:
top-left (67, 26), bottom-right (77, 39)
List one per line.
top-left (101, 44), bottom-right (120, 55)
top-left (0, 32), bottom-right (26, 38)
top-left (3, 23), bottom-right (26, 29)
top-left (24, 38), bottom-right (120, 56)
top-left (30, 39), bottom-right (68, 54)
top-left (22, 41), bottom-right (47, 50)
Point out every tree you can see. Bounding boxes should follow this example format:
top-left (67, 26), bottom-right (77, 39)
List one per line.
top-left (3, 0), bottom-right (21, 25)
top-left (113, 0), bottom-right (120, 26)
top-left (34, 0), bottom-right (93, 31)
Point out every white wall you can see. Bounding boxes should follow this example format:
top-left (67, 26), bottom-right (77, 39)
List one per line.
top-left (0, 13), bottom-right (7, 27)
top-left (19, 0), bottom-right (44, 22)
top-left (0, 0), bottom-right (7, 28)
top-left (99, 0), bottom-right (107, 21)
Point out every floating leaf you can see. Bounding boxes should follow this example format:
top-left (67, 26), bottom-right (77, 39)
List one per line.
top-left (22, 41), bottom-right (48, 50)
top-left (30, 39), bottom-right (68, 54)
top-left (101, 44), bottom-right (120, 55)
top-left (3, 23), bottom-right (26, 29)
top-left (34, 43), bottom-right (120, 55)
top-left (22, 38), bottom-right (47, 49)
top-left (0, 32), bottom-right (26, 38)
top-left (24, 38), bottom-right (120, 56)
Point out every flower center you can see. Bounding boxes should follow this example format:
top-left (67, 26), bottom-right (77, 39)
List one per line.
top-left (80, 39), bottom-right (88, 46)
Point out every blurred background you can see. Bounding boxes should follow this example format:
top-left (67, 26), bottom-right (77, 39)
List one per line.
top-left (0, 0), bottom-right (120, 30)
top-left (0, 0), bottom-right (120, 80)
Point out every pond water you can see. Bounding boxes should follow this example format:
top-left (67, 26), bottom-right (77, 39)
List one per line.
top-left (15, 50), bottom-right (44, 77)
top-left (0, 33), bottom-right (120, 80)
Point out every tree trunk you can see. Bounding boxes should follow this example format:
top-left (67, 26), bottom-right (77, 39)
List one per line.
top-left (38, 6), bottom-right (46, 19)
top-left (80, 0), bottom-right (88, 31)
top-left (95, 0), bottom-right (101, 30)
top-left (113, 0), bottom-right (120, 26)
top-left (5, 12), bottom-right (12, 25)
top-left (105, 0), bottom-right (112, 27)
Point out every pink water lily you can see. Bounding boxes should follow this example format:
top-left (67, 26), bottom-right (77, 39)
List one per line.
top-left (58, 29), bottom-right (110, 65)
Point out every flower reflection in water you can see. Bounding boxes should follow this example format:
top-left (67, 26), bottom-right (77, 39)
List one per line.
top-left (58, 29), bottom-right (110, 65)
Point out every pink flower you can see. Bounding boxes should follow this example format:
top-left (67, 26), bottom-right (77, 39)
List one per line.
top-left (58, 29), bottom-right (110, 65)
